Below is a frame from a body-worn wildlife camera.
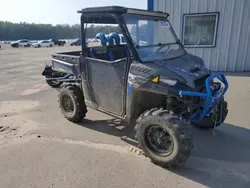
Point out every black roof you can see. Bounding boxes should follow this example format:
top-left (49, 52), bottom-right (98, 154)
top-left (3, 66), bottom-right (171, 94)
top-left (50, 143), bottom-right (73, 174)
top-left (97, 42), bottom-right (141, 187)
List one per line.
top-left (77, 6), bottom-right (169, 17)
top-left (78, 6), bottom-right (127, 14)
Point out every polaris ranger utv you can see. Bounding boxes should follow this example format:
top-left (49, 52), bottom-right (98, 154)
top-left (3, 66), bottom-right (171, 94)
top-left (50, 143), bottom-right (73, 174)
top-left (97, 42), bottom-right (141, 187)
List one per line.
top-left (42, 6), bottom-right (228, 167)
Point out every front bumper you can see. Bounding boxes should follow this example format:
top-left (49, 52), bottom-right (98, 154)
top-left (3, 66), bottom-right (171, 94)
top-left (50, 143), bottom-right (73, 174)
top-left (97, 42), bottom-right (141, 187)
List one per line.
top-left (179, 72), bottom-right (228, 123)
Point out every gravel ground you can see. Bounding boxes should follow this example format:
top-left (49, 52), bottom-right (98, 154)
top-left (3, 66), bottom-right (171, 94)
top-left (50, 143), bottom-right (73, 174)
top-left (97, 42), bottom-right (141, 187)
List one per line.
top-left (0, 44), bottom-right (250, 188)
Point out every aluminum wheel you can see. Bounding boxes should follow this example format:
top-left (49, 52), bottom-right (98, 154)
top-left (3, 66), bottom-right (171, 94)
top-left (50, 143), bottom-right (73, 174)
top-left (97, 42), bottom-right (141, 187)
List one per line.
top-left (62, 95), bottom-right (74, 115)
top-left (145, 125), bottom-right (174, 156)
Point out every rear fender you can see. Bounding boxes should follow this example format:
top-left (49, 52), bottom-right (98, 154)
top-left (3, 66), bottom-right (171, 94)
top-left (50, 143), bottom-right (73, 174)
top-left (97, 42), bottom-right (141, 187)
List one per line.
top-left (42, 65), bottom-right (53, 76)
top-left (42, 65), bottom-right (66, 77)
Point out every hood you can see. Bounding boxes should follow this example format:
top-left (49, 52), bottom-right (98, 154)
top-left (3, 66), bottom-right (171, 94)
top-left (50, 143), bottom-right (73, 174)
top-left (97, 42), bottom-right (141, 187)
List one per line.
top-left (153, 53), bottom-right (210, 88)
top-left (129, 53), bottom-right (210, 90)
top-left (155, 53), bottom-right (207, 75)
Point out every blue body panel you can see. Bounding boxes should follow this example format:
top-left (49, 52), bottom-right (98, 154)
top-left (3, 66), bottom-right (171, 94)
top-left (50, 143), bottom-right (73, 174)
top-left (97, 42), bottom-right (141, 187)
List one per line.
top-left (179, 72), bottom-right (228, 123)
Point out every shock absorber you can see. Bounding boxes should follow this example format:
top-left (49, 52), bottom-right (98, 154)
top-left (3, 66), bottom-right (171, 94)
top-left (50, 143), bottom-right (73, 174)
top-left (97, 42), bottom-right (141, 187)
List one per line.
top-left (166, 96), bottom-right (188, 116)
top-left (166, 96), bottom-right (174, 111)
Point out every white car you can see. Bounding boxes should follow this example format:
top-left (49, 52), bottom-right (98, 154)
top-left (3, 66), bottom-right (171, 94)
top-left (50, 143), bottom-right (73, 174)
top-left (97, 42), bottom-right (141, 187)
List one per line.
top-left (32, 40), bottom-right (54, 48)
top-left (11, 39), bottom-right (31, 48)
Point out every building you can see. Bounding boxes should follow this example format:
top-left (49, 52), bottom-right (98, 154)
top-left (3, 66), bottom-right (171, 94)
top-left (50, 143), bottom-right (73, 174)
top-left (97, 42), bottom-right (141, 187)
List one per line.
top-left (148, 0), bottom-right (250, 71)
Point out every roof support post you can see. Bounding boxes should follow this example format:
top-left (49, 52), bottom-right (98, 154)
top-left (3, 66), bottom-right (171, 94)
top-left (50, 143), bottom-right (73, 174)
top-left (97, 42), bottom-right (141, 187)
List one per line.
top-left (147, 0), bottom-right (154, 11)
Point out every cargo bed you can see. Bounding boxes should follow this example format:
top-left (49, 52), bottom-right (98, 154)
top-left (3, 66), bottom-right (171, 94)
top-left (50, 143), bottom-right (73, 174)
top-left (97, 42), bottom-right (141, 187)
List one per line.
top-left (51, 51), bottom-right (81, 75)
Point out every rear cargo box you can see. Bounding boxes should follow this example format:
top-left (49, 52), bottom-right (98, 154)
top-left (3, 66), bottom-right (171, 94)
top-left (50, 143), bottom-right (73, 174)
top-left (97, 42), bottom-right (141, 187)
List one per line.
top-left (51, 51), bottom-right (81, 75)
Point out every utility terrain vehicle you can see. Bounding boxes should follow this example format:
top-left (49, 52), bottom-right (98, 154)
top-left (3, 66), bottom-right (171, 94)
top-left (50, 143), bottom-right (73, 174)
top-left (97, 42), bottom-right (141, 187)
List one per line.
top-left (42, 6), bottom-right (228, 167)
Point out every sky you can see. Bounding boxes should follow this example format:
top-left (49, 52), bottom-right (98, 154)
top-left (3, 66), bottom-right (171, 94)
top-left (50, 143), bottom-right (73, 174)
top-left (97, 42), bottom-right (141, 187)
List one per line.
top-left (0, 0), bottom-right (147, 25)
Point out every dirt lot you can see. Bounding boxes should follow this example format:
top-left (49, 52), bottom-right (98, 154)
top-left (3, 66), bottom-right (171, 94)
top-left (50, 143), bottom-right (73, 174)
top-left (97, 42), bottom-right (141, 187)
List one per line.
top-left (0, 44), bottom-right (250, 188)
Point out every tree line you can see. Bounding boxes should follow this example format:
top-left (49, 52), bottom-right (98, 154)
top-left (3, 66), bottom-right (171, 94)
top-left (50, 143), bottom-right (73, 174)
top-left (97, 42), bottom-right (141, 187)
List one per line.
top-left (0, 21), bottom-right (120, 41)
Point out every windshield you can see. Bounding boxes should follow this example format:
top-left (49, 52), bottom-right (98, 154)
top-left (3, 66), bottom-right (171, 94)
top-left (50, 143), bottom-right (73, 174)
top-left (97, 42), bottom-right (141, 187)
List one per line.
top-left (123, 14), bottom-right (186, 62)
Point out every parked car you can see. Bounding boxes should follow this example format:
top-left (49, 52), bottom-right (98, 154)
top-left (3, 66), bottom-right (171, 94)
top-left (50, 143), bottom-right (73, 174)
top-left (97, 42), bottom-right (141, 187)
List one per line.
top-left (32, 40), bottom-right (54, 48)
top-left (11, 39), bottom-right (31, 48)
top-left (70, 38), bottom-right (88, 46)
top-left (49, 39), bottom-right (66, 46)
top-left (70, 38), bottom-right (81, 46)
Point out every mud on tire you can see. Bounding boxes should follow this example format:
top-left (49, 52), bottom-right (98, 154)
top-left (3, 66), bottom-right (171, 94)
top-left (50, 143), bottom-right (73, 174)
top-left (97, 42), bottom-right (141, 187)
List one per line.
top-left (135, 108), bottom-right (193, 168)
top-left (59, 84), bottom-right (87, 122)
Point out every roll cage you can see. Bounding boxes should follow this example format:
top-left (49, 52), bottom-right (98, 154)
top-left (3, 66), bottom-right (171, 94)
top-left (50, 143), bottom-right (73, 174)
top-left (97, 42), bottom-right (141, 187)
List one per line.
top-left (78, 6), bottom-right (175, 62)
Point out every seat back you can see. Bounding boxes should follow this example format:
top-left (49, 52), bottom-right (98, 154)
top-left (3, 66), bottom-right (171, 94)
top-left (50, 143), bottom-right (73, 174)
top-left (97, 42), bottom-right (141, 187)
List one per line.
top-left (108, 46), bottom-right (129, 60)
top-left (89, 45), bottom-right (129, 61)
top-left (108, 32), bottom-right (121, 46)
top-left (89, 46), bottom-right (114, 61)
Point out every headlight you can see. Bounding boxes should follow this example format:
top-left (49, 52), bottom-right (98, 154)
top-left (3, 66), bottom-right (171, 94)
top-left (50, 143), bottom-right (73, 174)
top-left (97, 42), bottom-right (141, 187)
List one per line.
top-left (160, 77), bottom-right (178, 86)
top-left (152, 76), bottom-right (178, 86)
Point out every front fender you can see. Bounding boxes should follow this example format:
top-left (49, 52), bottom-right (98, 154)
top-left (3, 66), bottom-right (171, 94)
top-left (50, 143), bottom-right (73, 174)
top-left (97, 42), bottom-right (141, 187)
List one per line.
top-left (125, 79), bottom-right (190, 122)
top-left (135, 81), bottom-right (179, 96)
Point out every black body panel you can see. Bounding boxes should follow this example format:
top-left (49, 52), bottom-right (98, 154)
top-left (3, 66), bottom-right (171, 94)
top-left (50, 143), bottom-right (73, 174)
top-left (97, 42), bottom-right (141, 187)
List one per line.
top-left (78, 6), bottom-right (169, 18)
top-left (78, 6), bottom-right (127, 14)
top-left (42, 65), bottom-right (66, 77)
